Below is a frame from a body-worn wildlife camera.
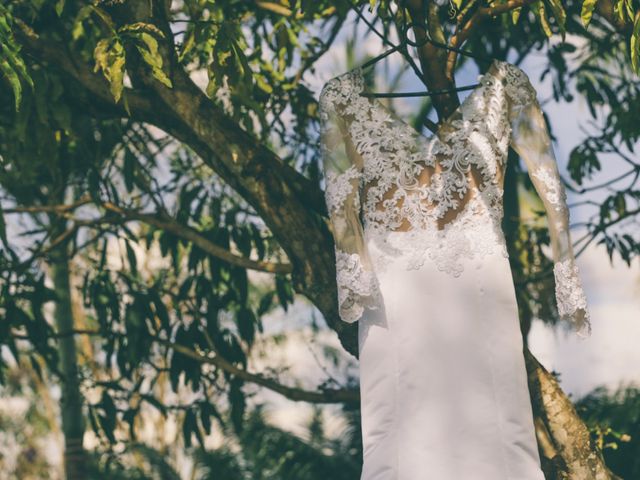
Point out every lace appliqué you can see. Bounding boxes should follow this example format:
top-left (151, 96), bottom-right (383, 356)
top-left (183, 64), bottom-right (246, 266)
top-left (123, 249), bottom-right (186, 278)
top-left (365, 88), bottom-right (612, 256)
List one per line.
top-left (502, 63), bottom-right (537, 109)
top-left (319, 60), bottom-right (525, 278)
top-left (367, 192), bottom-right (509, 277)
top-left (531, 165), bottom-right (567, 213)
top-left (324, 165), bottom-right (361, 215)
top-left (335, 249), bottom-right (384, 323)
top-left (553, 258), bottom-right (592, 338)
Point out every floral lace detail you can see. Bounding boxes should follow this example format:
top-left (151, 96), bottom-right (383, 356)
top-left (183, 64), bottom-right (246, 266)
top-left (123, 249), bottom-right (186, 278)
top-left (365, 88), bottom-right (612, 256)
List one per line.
top-left (531, 165), bottom-right (567, 213)
top-left (324, 165), bottom-right (361, 215)
top-left (335, 248), bottom-right (384, 323)
top-left (320, 59), bottom-right (592, 332)
top-left (320, 60), bottom-right (522, 279)
top-left (502, 63), bottom-right (537, 108)
top-left (553, 259), bottom-right (592, 338)
top-left (367, 190), bottom-right (508, 277)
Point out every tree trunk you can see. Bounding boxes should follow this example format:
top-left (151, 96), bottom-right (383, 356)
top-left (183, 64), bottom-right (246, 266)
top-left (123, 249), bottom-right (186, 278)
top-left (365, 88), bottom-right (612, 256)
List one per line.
top-left (50, 221), bottom-right (87, 480)
top-left (524, 349), bottom-right (622, 480)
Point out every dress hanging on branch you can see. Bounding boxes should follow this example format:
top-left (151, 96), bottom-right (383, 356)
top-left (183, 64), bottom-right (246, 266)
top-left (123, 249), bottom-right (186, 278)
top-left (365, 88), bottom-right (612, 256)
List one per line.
top-left (319, 58), bottom-right (591, 480)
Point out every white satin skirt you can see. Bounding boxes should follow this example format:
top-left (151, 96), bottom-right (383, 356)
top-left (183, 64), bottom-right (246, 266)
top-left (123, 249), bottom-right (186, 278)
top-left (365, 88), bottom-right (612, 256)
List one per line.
top-left (357, 235), bottom-right (546, 480)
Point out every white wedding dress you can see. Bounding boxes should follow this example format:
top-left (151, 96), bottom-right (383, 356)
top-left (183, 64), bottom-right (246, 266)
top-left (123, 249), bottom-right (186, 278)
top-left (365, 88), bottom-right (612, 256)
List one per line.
top-left (319, 59), bottom-right (592, 480)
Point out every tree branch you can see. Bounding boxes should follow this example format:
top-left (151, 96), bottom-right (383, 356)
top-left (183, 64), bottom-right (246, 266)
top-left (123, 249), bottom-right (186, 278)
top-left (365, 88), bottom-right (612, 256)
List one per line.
top-left (101, 202), bottom-right (293, 274)
top-left (160, 338), bottom-right (360, 404)
top-left (13, 6), bottom-right (358, 354)
top-left (446, 0), bottom-right (537, 79)
top-left (12, 327), bottom-right (359, 404)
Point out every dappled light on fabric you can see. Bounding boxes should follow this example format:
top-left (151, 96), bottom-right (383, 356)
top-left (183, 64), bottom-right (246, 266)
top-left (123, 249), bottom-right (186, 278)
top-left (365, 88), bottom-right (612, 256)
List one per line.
top-left (319, 59), bottom-right (592, 479)
top-left (320, 59), bottom-right (591, 337)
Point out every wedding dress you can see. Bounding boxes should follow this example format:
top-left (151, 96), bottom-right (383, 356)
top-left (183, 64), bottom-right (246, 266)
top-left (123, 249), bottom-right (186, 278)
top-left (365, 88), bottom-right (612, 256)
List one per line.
top-left (319, 59), bottom-right (592, 480)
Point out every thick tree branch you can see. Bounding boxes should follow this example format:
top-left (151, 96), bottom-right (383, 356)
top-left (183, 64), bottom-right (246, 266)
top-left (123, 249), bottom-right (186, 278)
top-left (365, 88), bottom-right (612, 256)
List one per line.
top-left (405, 0), bottom-right (463, 119)
top-left (525, 347), bottom-right (622, 479)
top-left (14, 7), bottom-right (358, 355)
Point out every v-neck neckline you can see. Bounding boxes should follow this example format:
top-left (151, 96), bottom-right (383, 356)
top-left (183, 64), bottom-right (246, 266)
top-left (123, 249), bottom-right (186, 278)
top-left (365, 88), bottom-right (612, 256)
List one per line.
top-left (339, 59), bottom-right (503, 143)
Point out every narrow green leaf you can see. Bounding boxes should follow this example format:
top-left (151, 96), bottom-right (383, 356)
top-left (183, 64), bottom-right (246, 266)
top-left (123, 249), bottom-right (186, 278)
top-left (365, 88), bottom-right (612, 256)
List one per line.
top-left (545, 0), bottom-right (566, 38)
top-left (119, 22), bottom-right (165, 38)
top-left (55, 0), bottom-right (65, 16)
top-left (72, 6), bottom-right (93, 40)
top-left (125, 240), bottom-right (138, 277)
top-left (624, 0), bottom-right (633, 20)
top-left (581, 0), bottom-right (599, 28)
top-left (2, 42), bottom-right (33, 89)
top-left (632, 11), bottom-right (640, 73)
top-left (237, 307), bottom-right (256, 346)
top-left (93, 38), bottom-right (126, 102)
top-left (533, 1), bottom-right (553, 37)
top-left (178, 30), bottom-right (195, 62)
top-left (135, 32), bottom-right (172, 88)
top-left (511, 6), bottom-right (522, 24)
top-left (0, 201), bottom-right (8, 247)
top-left (0, 59), bottom-right (21, 110)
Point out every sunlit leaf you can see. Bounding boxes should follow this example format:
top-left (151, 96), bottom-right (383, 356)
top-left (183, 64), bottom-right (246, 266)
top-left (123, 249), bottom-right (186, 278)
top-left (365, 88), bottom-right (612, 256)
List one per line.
top-left (581, 0), bottom-right (599, 28)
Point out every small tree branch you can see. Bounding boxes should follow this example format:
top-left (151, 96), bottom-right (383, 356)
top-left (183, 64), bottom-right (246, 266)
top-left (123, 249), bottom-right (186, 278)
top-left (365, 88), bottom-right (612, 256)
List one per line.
top-left (446, 0), bottom-right (537, 79)
top-left (101, 202), bottom-right (293, 274)
top-left (160, 338), bottom-right (360, 404)
top-left (12, 328), bottom-right (359, 404)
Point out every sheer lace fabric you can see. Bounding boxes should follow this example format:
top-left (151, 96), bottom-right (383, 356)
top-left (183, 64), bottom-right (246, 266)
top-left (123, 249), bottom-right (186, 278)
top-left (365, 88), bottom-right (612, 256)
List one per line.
top-left (320, 59), bottom-right (591, 338)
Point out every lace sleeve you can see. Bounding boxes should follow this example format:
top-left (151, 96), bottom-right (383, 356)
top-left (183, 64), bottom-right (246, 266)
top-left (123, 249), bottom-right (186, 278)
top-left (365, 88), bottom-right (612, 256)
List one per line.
top-left (505, 64), bottom-right (592, 339)
top-left (319, 80), bottom-right (383, 323)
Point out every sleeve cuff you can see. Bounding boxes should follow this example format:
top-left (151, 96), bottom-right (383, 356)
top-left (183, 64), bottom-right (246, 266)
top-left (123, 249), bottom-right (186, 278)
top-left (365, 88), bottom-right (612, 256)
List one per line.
top-left (553, 258), bottom-right (592, 338)
top-left (335, 249), bottom-right (383, 323)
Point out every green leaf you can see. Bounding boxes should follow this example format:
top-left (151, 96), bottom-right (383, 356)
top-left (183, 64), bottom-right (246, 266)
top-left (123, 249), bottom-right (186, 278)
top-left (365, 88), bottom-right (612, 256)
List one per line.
top-left (275, 273), bottom-right (292, 312)
top-left (98, 391), bottom-right (117, 444)
top-left (229, 378), bottom-right (246, 434)
top-left (93, 38), bottom-right (126, 103)
top-left (533, 1), bottom-right (553, 37)
top-left (581, 0), bottom-right (599, 28)
top-left (511, 6), bottom-right (523, 24)
top-left (178, 30), bottom-right (196, 63)
top-left (182, 408), bottom-right (197, 448)
top-left (55, 0), bottom-right (65, 16)
top-left (125, 240), bottom-right (138, 277)
top-left (545, 0), bottom-right (566, 39)
top-left (135, 32), bottom-right (172, 88)
top-left (0, 59), bottom-right (21, 110)
top-left (72, 6), bottom-right (93, 40)
top-left (237, 307), bottom-right (256, 346)
top-left (631, 11), bottom-right (640, 73)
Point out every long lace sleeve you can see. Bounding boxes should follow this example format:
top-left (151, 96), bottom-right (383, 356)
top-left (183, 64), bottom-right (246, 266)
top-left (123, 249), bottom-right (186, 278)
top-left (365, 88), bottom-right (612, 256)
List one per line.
top-left (504, 65), bottom-right (592, 339)
top-left (319, 80), bottom-right (384, 323)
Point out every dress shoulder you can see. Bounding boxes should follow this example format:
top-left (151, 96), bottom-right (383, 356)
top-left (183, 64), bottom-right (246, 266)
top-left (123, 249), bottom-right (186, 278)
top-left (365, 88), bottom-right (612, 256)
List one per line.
top-left (496, 61), bottom-right (538, 108)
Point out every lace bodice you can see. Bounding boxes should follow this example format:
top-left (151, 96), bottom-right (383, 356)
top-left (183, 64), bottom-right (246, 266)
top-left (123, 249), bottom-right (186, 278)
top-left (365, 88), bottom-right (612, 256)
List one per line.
top-left (319, 59), bottom-right (591, 338)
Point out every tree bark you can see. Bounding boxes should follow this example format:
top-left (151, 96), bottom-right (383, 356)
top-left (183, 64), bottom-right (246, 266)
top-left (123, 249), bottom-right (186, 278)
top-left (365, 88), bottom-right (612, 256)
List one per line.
top-left (49, 220), bottom-right (87, 480)
top-left (525, 349), bottom-right (622, 480)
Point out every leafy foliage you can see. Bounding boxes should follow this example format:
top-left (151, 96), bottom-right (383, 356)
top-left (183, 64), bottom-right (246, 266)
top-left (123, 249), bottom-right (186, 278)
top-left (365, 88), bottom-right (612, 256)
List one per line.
top-left (576, 385), bottom-right (640, 479)
top-left (0, 0), bottom-right (638, 476)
